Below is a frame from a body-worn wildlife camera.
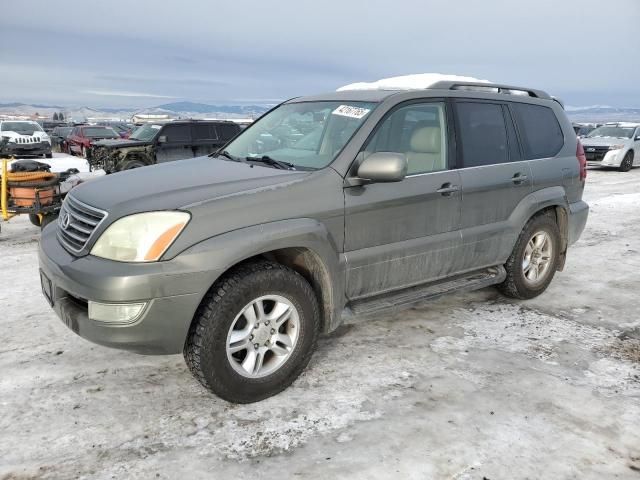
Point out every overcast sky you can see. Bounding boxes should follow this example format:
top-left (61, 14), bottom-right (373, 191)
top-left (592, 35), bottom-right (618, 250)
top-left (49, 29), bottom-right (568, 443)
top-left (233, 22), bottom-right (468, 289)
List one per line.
top-left (1, 0), bottom-right (639, 108)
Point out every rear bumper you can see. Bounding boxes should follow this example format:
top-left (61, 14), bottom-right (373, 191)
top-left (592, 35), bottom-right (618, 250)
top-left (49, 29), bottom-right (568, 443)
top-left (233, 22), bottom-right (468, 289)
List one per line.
top-left (38, 223), bottom-right (220, 354)
top-left (567, 200), bottom-right (589, 245)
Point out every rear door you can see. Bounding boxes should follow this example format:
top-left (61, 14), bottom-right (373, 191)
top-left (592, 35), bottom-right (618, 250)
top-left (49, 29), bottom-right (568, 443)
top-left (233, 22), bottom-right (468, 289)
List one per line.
top-left (191, 123), bottom-right (219, 157)
top-left (155, 124), bottom-right (194, 163)
top-left (454, 100), bottom-right (532, 272)
top-left (344, 100), bottom-right (463, 299)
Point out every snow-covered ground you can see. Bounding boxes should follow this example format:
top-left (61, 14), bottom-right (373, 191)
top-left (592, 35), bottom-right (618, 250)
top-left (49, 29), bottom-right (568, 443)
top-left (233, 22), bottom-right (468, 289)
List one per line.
top-left (1, 168), bottom-right (639, 479)
top-left (7, 152), bottom-right (90, 173)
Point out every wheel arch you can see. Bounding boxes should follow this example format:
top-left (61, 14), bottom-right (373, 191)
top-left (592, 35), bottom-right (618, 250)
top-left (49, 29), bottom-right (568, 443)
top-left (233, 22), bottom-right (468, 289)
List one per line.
top-left (178, 219), bottom-right (345, 334)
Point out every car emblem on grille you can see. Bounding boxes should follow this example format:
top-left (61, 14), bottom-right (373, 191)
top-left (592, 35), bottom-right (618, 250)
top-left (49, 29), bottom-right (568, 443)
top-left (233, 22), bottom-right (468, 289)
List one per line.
top-left (60, 210), bottom-right (71, 230)
top-left (586, 148), bottom-right (595, 152)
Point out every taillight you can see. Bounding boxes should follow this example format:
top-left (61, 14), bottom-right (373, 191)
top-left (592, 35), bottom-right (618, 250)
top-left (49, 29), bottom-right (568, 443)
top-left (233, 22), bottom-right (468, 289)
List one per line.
top-left (576, 140), bottom-right (587, 181)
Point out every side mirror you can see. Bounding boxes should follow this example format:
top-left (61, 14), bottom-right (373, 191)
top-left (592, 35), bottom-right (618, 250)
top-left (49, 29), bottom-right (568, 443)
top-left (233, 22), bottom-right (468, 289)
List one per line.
top-left (157, 135), bottom-right (167, 144)
top-left (635, 136), bottom-right (640, 141)
top-left (354, 152), bottom-right (407, 184)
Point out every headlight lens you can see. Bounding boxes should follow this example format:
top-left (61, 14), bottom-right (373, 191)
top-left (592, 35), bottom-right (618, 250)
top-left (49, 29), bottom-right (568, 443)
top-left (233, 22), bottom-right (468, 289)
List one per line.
top-left (91, 211), bottom-right (190, 262)
top-left (609, 144), bottom-right (624, 150)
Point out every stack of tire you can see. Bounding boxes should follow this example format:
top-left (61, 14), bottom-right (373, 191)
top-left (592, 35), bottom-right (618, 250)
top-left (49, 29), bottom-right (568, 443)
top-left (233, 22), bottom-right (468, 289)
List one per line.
top-left (6, 160), bottom-right (59, 229)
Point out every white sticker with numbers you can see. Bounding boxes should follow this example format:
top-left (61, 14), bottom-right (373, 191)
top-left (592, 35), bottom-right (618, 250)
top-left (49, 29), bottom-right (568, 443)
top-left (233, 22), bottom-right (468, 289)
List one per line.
top-left (331, 105), bottom-right (371, 119)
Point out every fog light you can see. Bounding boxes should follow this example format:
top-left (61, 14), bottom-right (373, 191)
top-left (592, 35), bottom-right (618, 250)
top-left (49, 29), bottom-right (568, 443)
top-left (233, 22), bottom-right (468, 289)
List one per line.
top-left (88, 301), bottom-right (147, 324)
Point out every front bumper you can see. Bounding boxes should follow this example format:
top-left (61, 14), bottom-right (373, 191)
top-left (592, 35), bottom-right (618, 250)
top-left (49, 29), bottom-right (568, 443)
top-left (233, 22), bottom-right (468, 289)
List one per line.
top-left (585, 148), bottom-right (623, 167)
top-left (38, 223), bottom-right (219, 354)
top-left (567, 200), bottom-right (589, 245)
top-left (0, 142), bottom-right (51, 157)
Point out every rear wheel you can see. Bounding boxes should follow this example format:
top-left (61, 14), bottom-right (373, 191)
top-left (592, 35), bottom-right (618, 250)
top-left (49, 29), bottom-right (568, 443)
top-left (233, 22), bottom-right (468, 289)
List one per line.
top-left (184, 261), bottom-right (320, 403)
top-left (498, 213), bottom-right (561, 299)
top-left (619, 151), bottom-right (633, 172)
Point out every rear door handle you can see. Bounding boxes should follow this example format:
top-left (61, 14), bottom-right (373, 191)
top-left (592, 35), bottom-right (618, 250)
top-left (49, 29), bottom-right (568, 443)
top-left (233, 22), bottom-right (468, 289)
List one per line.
top-left (512, 173), bottom-right (528, 184)
top-left (437, 183), bottom-right (460, 196)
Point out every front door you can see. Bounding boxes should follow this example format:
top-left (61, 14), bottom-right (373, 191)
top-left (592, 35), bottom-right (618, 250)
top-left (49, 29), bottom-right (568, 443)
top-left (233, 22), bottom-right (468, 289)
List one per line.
top-left (155, 124), bottom-right (194, 163)
top-left (344, 101), bottom-right (462, 299)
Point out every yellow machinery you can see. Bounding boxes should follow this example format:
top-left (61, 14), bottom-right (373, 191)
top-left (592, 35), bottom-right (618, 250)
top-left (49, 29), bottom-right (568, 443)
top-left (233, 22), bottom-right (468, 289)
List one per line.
top-left (1, 158), bottom-right (61, 230)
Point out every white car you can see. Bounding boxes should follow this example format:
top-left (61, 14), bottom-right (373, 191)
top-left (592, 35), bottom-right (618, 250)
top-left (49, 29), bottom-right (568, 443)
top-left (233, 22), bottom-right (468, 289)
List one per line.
top-left (0, 120), bottom-right (52, 158)
top-left (581, 122), bottom-right (640, 172)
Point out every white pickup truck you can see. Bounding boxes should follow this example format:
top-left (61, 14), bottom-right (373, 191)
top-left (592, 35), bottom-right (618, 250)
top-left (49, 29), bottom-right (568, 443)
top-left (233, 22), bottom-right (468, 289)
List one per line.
top-left (581, 122), bottom-right (640, 172)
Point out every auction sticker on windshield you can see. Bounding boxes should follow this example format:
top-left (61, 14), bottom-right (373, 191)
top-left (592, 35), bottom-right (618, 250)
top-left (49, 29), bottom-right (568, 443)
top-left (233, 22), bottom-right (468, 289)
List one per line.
top-left (332, 105), bottom-right (371, 119)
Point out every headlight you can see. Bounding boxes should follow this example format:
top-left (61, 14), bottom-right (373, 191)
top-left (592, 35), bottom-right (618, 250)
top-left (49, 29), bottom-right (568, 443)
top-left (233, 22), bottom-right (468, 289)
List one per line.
top-left (609, 144), bottom-right (624, 150)
top-left (91, 211), bottom-right (190, 262)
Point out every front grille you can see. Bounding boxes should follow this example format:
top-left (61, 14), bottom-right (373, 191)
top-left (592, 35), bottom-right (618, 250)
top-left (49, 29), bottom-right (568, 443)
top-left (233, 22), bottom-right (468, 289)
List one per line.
top-left (56, 194), bottom-right (107, 253)
top-left (584, 146), bottom-right (610, 162)
top-left (15, 137), bottom-right (39, 144)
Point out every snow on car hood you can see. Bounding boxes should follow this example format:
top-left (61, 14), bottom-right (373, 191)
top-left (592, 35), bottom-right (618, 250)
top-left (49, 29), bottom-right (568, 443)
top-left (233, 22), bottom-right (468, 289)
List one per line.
top-left (581, 137), bottom-right (632, 147)
top-left (337, 73), bottom-right (491, 91)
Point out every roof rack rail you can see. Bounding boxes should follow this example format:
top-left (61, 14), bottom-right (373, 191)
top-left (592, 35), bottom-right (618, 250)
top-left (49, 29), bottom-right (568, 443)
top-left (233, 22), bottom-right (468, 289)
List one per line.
top-left (429, 81), bottom-right (552, 100)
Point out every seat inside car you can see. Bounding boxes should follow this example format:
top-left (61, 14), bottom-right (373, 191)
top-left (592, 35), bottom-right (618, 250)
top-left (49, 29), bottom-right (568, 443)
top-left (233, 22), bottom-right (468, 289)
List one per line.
top-left (406, 125), bottom-right (444, 173)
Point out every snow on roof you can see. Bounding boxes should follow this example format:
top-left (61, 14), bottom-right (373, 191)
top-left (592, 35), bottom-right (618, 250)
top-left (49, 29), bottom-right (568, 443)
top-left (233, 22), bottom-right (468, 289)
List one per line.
top-left (336, 73), bottom-right (491, 92)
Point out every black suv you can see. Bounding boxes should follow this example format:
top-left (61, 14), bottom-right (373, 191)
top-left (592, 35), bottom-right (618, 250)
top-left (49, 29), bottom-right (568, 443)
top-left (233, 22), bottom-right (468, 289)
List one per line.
top-left (88, 120), bottom-right (242, 172)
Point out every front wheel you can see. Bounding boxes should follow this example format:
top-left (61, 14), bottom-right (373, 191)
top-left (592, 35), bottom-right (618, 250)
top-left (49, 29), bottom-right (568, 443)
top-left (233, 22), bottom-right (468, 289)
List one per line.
top-left (498, 213), bottom-right (561, 299)
top-left (184, 261), bottom-right (320, 403)
top-left (619, 151), bottom-right (633, 172)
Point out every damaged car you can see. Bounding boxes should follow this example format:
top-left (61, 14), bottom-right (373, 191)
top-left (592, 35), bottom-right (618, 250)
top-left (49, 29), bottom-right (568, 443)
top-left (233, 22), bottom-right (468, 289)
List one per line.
top-left (88, 120), bottom-right (241, 172)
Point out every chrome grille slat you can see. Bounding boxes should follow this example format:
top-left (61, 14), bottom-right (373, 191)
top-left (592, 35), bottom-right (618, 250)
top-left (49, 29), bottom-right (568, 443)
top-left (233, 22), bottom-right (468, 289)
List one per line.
top-left (57, 194), bottom-right (107, 254)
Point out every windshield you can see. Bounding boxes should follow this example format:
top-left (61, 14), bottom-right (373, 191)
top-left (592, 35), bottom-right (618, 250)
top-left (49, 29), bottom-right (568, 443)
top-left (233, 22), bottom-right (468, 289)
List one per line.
top-left (1, 122), bottom-right (43, 134)
top-left (129, 124), bottom-right (162, 141)
top-left (223, 101), bottom-right (377, 170)
top-left (83, 127), bottom-right (119, 138)
top-left (587, 126), bottom-right (635, 139)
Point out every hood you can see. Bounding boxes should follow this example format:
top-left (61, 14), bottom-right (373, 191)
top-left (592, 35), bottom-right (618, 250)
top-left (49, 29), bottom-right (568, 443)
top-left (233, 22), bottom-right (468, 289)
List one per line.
top-left (92, 138), bottom-right (150, 148)
top-left (581, 136), bottom-right (631, 147)
top-left (70, 155), bottom-right (309, 215)
top-left (1, 130), bottom-right (48, 142)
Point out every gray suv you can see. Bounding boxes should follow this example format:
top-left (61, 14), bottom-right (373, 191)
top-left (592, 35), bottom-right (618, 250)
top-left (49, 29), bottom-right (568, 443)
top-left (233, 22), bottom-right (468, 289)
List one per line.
top-left (38, 81), bottom-right (589, 403)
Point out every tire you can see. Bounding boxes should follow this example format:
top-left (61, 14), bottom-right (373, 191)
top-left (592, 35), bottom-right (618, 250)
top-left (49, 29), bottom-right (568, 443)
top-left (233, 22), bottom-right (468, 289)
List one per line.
top-left (498, 213), bottom-right (561, 300)
top-left (40, 214), bottom-right (58, 230)
top-left (120, 159), bottom-right (146, 170)
top-left (619, 151), bottom-right (633, 172)
top-left (45, 153), bottom-right (53, 159)
top-left (184, 260), bottom-right (320, 403)
top-left (28, 213), bottom-right (41, 227)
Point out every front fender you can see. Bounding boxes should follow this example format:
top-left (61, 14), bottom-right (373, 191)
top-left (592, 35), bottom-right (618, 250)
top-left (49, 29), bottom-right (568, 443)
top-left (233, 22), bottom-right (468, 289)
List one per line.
top-left (172, 218), bottom-right (345, 332)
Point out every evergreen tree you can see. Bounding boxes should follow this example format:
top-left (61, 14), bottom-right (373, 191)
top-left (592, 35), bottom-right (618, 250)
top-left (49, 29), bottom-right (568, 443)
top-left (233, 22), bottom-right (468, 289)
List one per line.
top-left (53, 112), bottom-right (59, 120)
top-left (59, 112), bottom-right (65, 121)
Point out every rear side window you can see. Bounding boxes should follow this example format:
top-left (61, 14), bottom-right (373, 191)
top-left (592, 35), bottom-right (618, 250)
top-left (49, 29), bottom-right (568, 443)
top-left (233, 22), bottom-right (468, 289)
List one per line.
top-left (217, 124), bottom-right (239, 140)
top-left (162, 125), bottom-right (191, 143)
top-left (456, 102), bottom-right (508, 167)
top-left (192, 124), bottom-right (218, 140)
top-left (511, 103), bottom-right (564, 159)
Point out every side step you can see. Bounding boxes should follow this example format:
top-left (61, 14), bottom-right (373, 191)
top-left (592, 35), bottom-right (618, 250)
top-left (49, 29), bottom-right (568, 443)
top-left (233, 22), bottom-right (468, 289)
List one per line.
top-left (346, 266), bottom-right (506, 317)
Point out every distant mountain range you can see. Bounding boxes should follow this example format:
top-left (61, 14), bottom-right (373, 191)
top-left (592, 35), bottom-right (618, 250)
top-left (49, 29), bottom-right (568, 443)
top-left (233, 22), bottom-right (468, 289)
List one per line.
top-left (0, 101), bottom-right (272, 121)
top-left (2, 101), bottom-right (639, 124)
top-left (565, 106), bottom-right (640, 123)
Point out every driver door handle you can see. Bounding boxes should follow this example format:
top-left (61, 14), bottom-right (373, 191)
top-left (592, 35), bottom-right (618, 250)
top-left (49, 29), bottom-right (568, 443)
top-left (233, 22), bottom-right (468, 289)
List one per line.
top-left (437, 183), bottom-right (460, 196)
top-left (512, 173), bottom-right (528, 184)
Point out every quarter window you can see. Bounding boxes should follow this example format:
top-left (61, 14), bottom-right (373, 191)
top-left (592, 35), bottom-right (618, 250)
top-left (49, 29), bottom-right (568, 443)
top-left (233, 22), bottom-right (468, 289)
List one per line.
top-left (511, 103), bottom-right (563, 159)
top-left (456, 102), bottom-right (508, 167)
top-left (192, 124), bottom-right (217, 141)
top-left (162, 125), bottom-right (191, 143)
top-left (217, 124), bottom-right (239, 140)
top-left (364, 102), bottom-right (448, 175)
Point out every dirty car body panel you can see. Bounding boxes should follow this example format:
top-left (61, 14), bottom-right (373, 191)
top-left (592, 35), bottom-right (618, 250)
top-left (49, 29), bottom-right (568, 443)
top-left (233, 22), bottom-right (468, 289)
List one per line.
top-left (39, 84), bottom-right (588, 355)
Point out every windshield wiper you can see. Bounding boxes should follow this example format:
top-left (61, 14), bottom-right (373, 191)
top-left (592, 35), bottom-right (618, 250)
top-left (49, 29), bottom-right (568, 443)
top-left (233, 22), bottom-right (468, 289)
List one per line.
top-left (213, 150), bottom-right (244, 162)
top-left (245, 155), bottom-right (296, 170)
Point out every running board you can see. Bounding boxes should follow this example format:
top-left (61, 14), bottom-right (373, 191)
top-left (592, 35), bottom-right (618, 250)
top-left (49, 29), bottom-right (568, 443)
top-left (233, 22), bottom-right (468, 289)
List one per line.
top-left (345, 266), bottom-right (506, 317)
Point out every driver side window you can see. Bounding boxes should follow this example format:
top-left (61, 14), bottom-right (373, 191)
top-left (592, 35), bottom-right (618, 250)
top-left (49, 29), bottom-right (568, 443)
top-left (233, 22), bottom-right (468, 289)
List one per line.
top-left (364, 102), bottom-right (448, 175)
